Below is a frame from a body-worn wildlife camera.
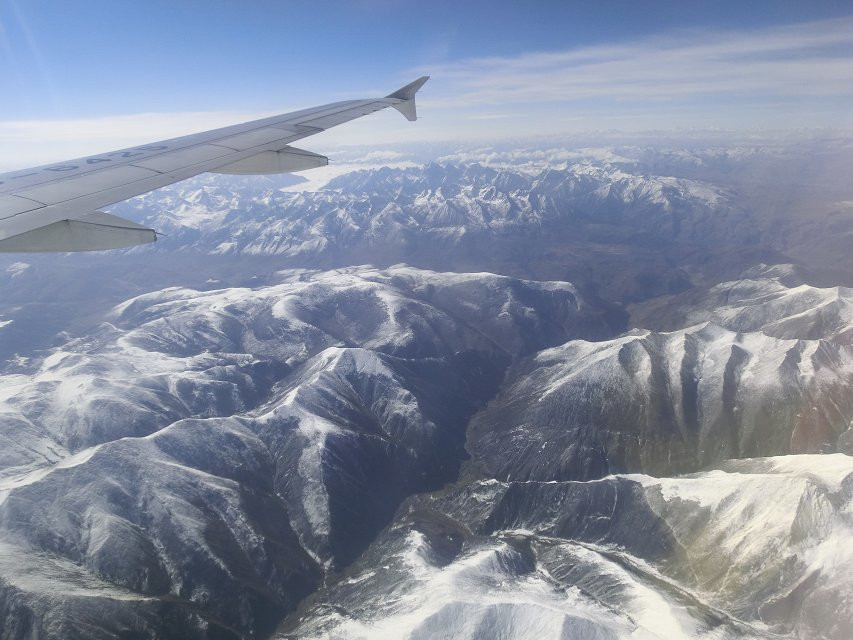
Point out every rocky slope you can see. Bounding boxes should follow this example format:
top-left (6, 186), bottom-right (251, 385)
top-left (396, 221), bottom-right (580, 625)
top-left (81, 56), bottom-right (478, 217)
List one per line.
top-left (281, 454), bottom-right (853, 640)
top-left (468, 269), bottom-right (853, 482)
top-left (275, 263), bottom-right (853, 640)
top-left (0, 266), bottom-right (612, 639)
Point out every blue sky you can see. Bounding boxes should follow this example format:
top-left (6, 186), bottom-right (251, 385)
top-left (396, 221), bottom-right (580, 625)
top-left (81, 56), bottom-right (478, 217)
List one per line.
top-left (1, 0), bottom-right (852, 166)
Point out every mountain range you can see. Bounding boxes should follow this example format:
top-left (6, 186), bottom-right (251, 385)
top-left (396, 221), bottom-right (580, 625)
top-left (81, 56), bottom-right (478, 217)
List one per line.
top-left (0, 139), bottom-right (851, 639)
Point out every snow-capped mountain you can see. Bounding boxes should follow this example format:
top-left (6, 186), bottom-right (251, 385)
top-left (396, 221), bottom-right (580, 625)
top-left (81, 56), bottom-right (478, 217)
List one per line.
top-left (124, 162), bottom-right (736, 248)
top-left (107, 161), bottom-right (764, 305)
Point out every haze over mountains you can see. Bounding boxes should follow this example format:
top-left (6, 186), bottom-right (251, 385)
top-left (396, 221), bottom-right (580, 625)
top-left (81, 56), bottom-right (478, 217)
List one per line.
top-left (0, 134), bottom-right (852, 639)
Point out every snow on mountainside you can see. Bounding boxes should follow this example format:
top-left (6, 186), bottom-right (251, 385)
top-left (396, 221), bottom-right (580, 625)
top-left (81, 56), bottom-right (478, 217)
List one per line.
top-left (0, 266), bottom-right (612, 639)
top-left (104, 162), bottom-right (760, 308)
top-left (469, 271), bottom-right (853, 482)
top-left (269, 269), bottom-right (853, 640)
top-left (98, 158), bottom-right (787, 312)
top-left (120, 162), bottom-right (736, 253)
top-left (634, 263), bottom-right (853, 341)
top-left (281, 454), bottom-right (853, 640)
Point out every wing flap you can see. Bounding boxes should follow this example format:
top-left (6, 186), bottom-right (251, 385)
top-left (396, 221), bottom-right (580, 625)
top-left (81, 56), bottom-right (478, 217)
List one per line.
top-left (0, 211), bottom-right (156, 253)
top-left (210, 147), bottom-right (328, 175)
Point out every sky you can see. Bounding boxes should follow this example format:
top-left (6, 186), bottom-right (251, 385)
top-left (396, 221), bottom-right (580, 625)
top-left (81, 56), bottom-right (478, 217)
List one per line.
top-left (1, 0), bottom-right (852, 168)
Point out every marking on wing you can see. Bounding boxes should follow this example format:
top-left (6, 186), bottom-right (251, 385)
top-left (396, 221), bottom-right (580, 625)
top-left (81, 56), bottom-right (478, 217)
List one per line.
top-left (0, 145), bottom-right (171, 193)
top-left (1, 132), bottom-right (304, 217)
top-left (0, 123), bottom-right (316, 195)
top-left (13, 166), bottom-right (161, 206)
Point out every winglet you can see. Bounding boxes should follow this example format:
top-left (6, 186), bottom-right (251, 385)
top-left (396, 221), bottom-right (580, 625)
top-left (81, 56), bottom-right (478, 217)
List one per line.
top-left (386, 76), bottom-right (429, 121)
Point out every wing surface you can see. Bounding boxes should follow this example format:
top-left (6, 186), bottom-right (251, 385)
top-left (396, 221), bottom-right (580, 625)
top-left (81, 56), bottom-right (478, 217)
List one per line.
top-left (0, 76), bottom-right (428, 252)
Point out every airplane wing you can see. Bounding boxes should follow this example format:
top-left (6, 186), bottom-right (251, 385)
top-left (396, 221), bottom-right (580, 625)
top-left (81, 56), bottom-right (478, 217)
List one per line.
top-left (0, 76), bottom-right (429, 252)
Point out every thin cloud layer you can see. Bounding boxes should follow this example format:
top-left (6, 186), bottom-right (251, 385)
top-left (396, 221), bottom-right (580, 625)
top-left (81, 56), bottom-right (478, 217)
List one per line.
top-left (1, 17), bottom-right (852, 169)
top-left (420, 17), bottom-right (853, 107)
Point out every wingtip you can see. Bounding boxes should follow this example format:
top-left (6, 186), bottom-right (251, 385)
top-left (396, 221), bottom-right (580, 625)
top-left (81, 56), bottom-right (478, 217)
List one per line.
top-left (386, 76), bottom-right (429, 121)
top-left (386, 75), bottom-right (430, 101)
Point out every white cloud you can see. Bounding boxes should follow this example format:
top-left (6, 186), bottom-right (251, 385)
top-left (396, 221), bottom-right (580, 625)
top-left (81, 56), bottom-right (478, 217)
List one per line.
top-left (346, 149), bottom-right (406, 163)
top-left (435, 146), bottom-right (638, 172)
top-left (6, 262), bottom-right (30, 276)
top-left (277, 160), bottom-right (418, 192)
